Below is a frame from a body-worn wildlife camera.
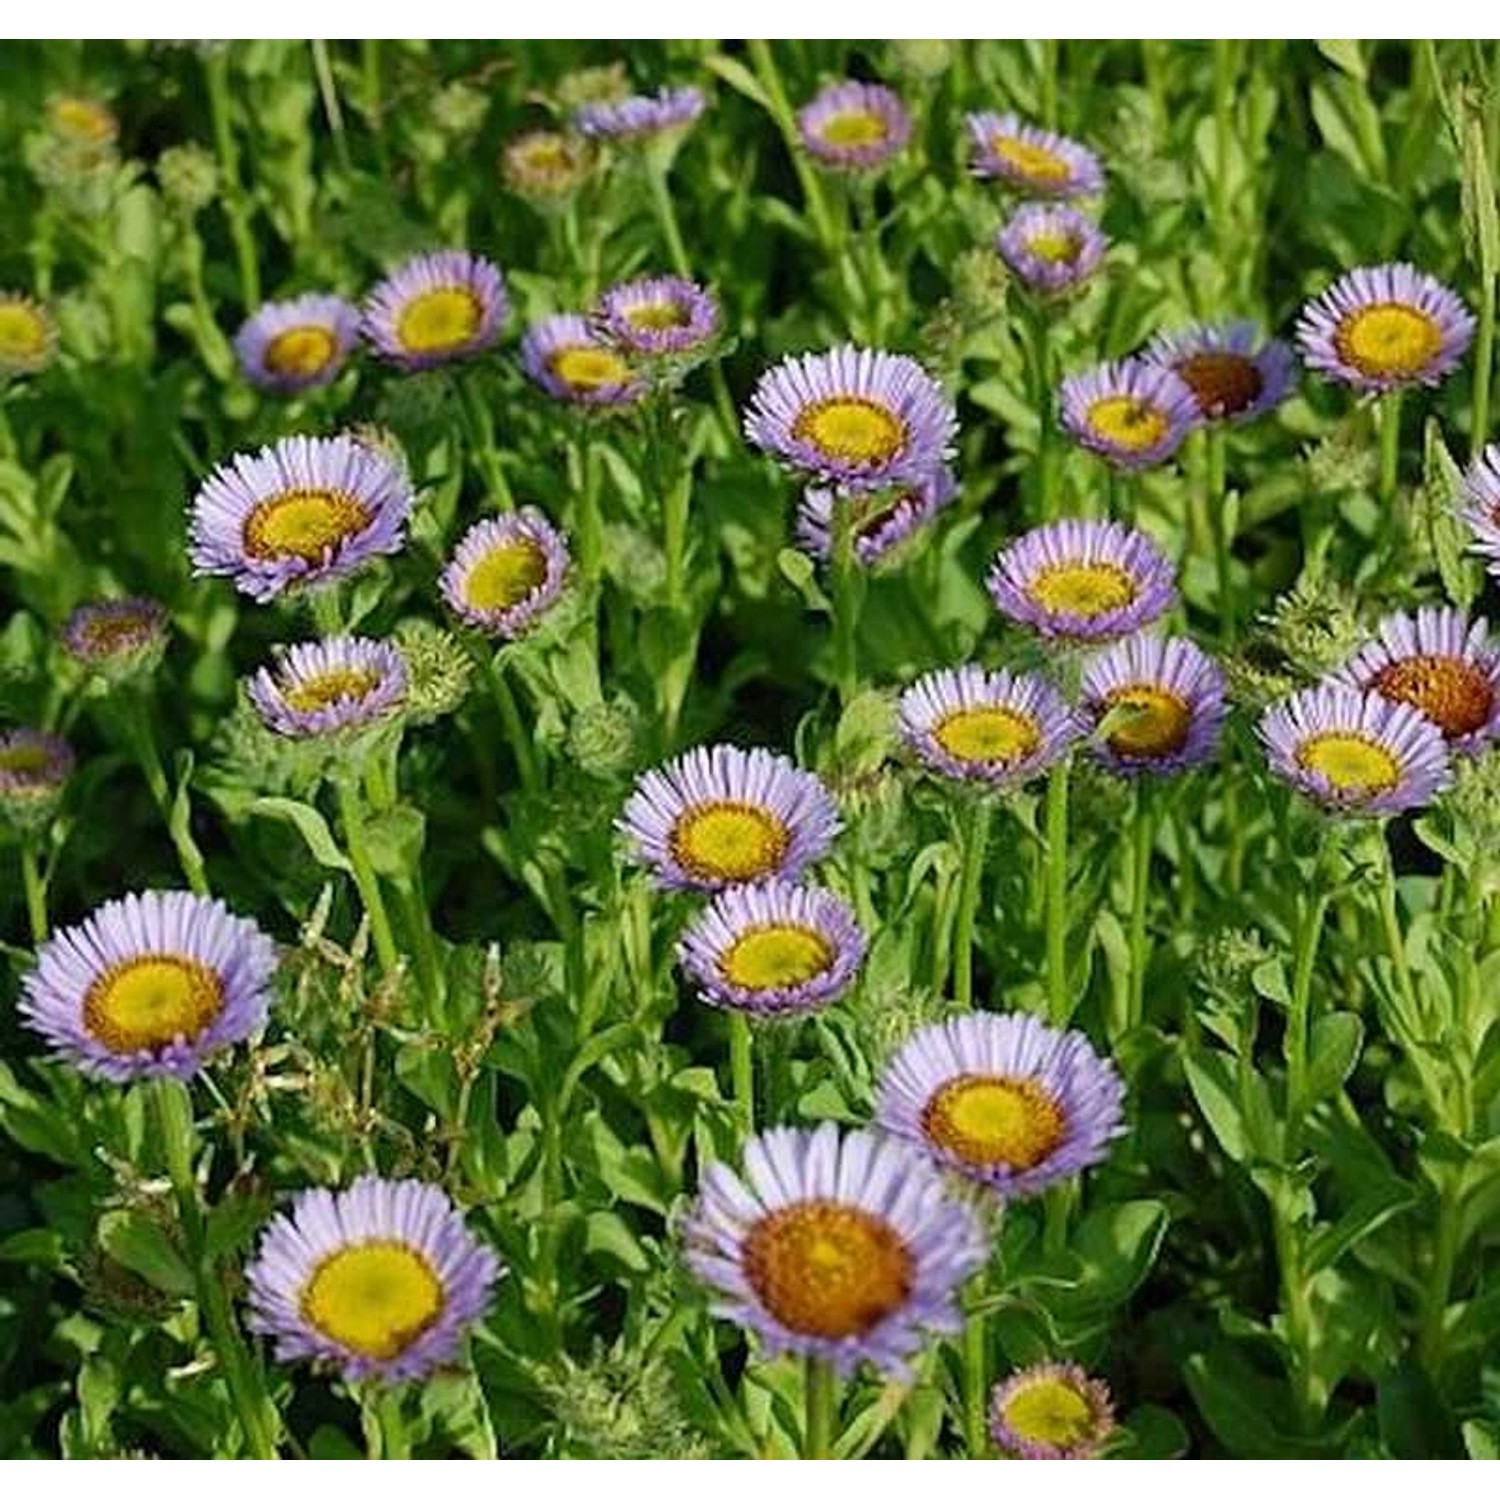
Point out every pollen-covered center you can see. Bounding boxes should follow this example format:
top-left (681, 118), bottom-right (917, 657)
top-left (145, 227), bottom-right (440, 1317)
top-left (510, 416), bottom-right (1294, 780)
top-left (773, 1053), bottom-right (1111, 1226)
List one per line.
top-left (1002, 1377), bottom-right (1097, 1450)
top-left (0, 302), bottom-right (50, 362)
top-left (464, 538), bottom-right (548, 613)
top-left (720, 923), bottom-right (834, 991)
top-left (301, 1241), bottom-right (445, 1360)
top-left (1024, 228), bottom-right (1084, 265)
top-left (793, 397), bottom-right (906, 466)
top-left (83, 954), bottom-right (224, 1055)
top-left (395, 286), bottom-right (483, 354)
top-left (1086, 395), bottom-right (1170, 452)
top-left (264, 325), bottom-right (339, 381)
top-left (1371, 654), bottom-right (1494, 740)
top-left (923, 1074), bottom-right (1066, 1170)
top-left (1334, 302), bottom-right (1443, 380)
top-left (742, 1200), bottom-right (913, 1340)
top-left (0, 743), bottom-right (54, 781)
top-left (283, 667), bottom-right (381, 715)
top-left (1175, 351), bottom-right (1264, 418)
top-left (516, 136), bottom-right (575, 175)
top-left (1104, 684), bottom-right (1192, 758)
top-left (1296, 732), bottom-right (1400, 795)
top-left (670, 801), bottom-right (790, 884)
top-left (820, 110), bottom-right (888, 148)
top-left (550, 345), bottom-right (632, 391)
top-left (624, 300), bottom-right (690, 331)
top-left (52, 97), bottom-right (115, 144)
top-left (992, 134), bottom-right (1070, 185)
top-left (933, 705), bottom-right (1041, 766)
top-left (1027, 560), bottom-right (1137, 617)
top-left (243, 488), bottom-right (372, 562)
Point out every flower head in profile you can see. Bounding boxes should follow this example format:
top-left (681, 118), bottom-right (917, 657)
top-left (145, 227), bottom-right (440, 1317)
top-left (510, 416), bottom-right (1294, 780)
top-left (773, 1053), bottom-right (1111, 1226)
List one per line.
top-left (248, 635), bottom-right (408, 741)
top-left (996, 204), bottom-right (1107, 297)
top-left (617, 744), bottom-right (840, 892)
top-left (1059, 358), bottom-right (1197, 470)
top-left (362, 250), bottom-right (508, 371)
top-left (20, 890), bottom-right (279, 1082)
top-left (796, 467), bottom-right (957, 568)
top-left (990, 1362), bottom-right (1116, 1460)
top-left (1258, 683), bottom-right (1452, 816)
top-left (245, 1175), bottom-right (500, 1385)
top-left (965, 112), bottom-right (1103, 199)
top-left (876, 1013), bottom-right (1125, 1196)
top-left (594, 275), bottom-right (720, 360)
top-left (61, 597), bottom-right (170, 679)
top-left (1457, 443), bottom-right (1500, 580)
top-left (1143, 320), bottom-right (1296, 425)
top-left (897, 664), bottom-right (1080, 788)
top-left (988, 519), bottom-right (1177, 643)
top-left (797, 81), bottom-right (911, 171)
top-left (683, 1122), bottom-right (986, 1374)
top-left (1081, 633), bottom-right (1227, 776)
top-left (439, 508), bottom-right (570, 640)
top-left (0, 291), bottom-right (58, 377)
top-left (574, 85), bottom-right (706, 141)
top-left (0, 727), bottom-right (74, 828)
top-left (188, 434), bottom-right (413, 603)
top-left (234, 293), bottom-right (361, 394)
top-left (521, 313), bottom-right (644, 407)
top-left (1296, 263), bottom-right (1474, 394)
top-left (745, 345), bottom-right (957, 494)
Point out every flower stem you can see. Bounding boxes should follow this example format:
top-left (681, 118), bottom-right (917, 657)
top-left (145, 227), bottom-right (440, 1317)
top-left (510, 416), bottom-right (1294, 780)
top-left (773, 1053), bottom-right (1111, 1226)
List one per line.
top-left (962, 1300), bottom-right (990, 1458)
top-left (1044, 758), bottom-right (1072, 1025)
top-left (20, 840), bottom-right (48, 943)
top-left (830, 498), bottom-right (862, 706)
top-left (1125, 783), bottom-right (1156, 1035)
top-left (334, 776), bottom-right (401, 980)
top-left (469, 639), bottom-right (539, 792)
top-left (202, 50), bottom-right (261, 314)
top-left (952, 799), bottom-right (993, 1008)
top-left (729, 1012), bottom-right (754, 1136)
top-left (1378, 390), bottom-right (1403, 515)
top-left (126, 699), bottom-right (210, 896)
top-left (1285, 858), bottom-right (1332, 1149)
top-left (1473, 270), bottom-right (1496, 459)
top-left (1024, 301), bottom-right (1056, 522)
top-left (1206, 425), bottom-right (1235, 643)
top-left (746, 40), bottom-right (838, 254)
top-left (458, 374), bottom-right (515, 510)
top-left (803, 1357), bottom-right (838, 1460)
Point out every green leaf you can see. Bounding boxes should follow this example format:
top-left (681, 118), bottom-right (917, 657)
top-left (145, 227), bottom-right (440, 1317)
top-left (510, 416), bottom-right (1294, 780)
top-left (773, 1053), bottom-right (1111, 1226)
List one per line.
top-left (1378, 1358), bottom-right (1463, 1458)
top-left (96, 1210), bottom-right (194, 1297)
top-left (1316, 40), bottom-right (1366, 80)
top-left (204, 1189), bottom-right (272, 1264)
top-left (1305, 1012), bottom-right (1363, 1102)
top-left (1185, 1049), bottom-right (1249, 1164)
top-left (1050, 1199), bottom-right (1169, 1315)
top-left (245, 796), bottom-right (353, 873)
top-left (364, 803), bottom-right (426, 880)
top-left (1305, 1180), bottom-right (1419, 1274)
top-left (702, 52), bottom-right (773, 111)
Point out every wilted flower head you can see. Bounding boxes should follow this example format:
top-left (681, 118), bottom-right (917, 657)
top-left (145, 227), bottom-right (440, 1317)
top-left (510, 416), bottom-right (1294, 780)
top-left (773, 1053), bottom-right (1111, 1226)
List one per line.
top-left (501, 129), bottom-right (593, 202)
top-left (61, 597), bottom-right (169, 679)
top-left (155, 143), bottom-right (218, 213)
top-left (0, 727), bottom-right (74, 827)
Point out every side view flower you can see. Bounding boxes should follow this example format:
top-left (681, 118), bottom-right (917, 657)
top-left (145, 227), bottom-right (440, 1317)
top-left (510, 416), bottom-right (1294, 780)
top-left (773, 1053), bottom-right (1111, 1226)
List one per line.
top-left (796, 467), bottom-right (957, 567)
top-left (521, 313), bottom-right (644, 406)
top-left (965, 111), bottom-right (1103, 198)
top-left (248, 635), bottom-right (408, 740)
top-left (1143, 320), bottom-right (1296, 425)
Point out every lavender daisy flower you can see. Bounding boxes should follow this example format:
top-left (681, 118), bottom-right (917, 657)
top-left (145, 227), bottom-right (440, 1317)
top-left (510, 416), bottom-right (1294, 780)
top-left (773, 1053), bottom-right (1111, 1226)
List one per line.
top-left (1296, 263), bottom-right (1475, 393)
top-left (744, 345), bottom-right (957, 494)
top-left (677, 880), bottom-right (866, 1018)
top-left (796, 466), bottom-right (957, 567)
top-left (1330, 606), bottom-right (1500, 756)
top-left (988, 519), bottom-right (1178, 643)
top-left (245, 1175), bottom-right (501, 1385)
top-left (897, 665), bottom-right (1080, 788)
top-left (362, 250), bottom-right (508, 371)
top-left (188, 434), bottom-right (413, 603)
top-left (876, 1013), bottom-right (1125, 1197)
top-left (1143, 320), bottom-right (1296, 425)
top-left (1081, 633), bottom-right (1227, 776)
top-left (520, 313), bottom-right (644, 406)
top-left (965, 112), bottom-right (1103, 199)
top-left (797, 80), bottom-right (911, 171)
top-left (594, 274), bottom-right (719, 359)
top-left (990, 1363), bottom-right (1117, 1460)
top-left (439, 508), bottom-right (570, 639)
top-left (19, 890), bottom-right (279, 1083)
top-left (248, 636), bottom-right (407, 741)
top-left (0, 291), bottom-right (58, 377)
top-left (0, 727), bottom-right (74, 806)
top-left (574, 85), bottom-right (706, 141)
top-left (500, 129), bottom-right (592, 202)
top-left (61, 597), bottom-right (169, 675)
top-left (996, 204), bottom-right (1107, 297)
top-left (1059, 358), bottom-right (1197, 470)
top-left (1458, 443), bottom-right (1500, 578)
top-left (617, 744), bottom-right (840, 892)
top-left (234, 293), bottom-right (360, 394)
top-left (1258, 684), bottom-right (1452, 816)
top-left (683, 1121), bottom-right (986, 1375)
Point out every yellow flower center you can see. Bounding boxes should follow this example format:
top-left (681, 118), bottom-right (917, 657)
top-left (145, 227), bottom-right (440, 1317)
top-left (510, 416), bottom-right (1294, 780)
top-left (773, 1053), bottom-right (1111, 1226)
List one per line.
top-left (264, 324), bottom-right (339, 381)
top-left (670, 801), bottom-right (789, 884)
top-left (549, 345), bottom-right (632, 392)
top-left (1027, 561), bottom-right (1136, 617)
top-left (624, 301), bottom-right (690, 331)
top-left (0, 743), bottom-right (51, 777)
top-left (720, 924), bottom-right (834, 990)
top-left (1104, 684), bottom-right (1192, 758)
top-left (923, 1074), bottom-right (1066, 1170)
top-left (1175, 351), bottom-right (1263, 418)
top-left (1085, 395), bottom-right (1170, 452)
top-left (1295, 732), bottom-right (1400, 795)
top-left (301, 1241), bottom-right (445, 1360)
top-left (83, 954), bottom-right (224, 1055)
top-left (1024, 228), bottom-right (1083, 264)
top-left (395, 286), bottom-right (483, 354)
top-left (51, 96), bottom-right (116, 144)
top-left (933, 705), bottom-right (1041, 766)
top-left (1372, 655), bottom-right (1493, 740)
top-left (242, 489), bottom-right (372, 562)
top-left (820, 110), bottom-right (888, 148)
top-left (1334, 302), bottom-right (1443, 380)
top-left (991, 134), bottom-right (1070, 185)
top-left (0, 302), bottom-right (51, 363)
top-left (793, 397), bottom-right (906, 465)
top-left (514, 135), bottom-right (576, 178)
top-left (463, 538), bottom-right (548, 613)
top-left (1003, 1377), bottom-right (1097, 1449)
top-left (742, 1200), bottom-right (912, 1339)
top-left (282, 667), bottom-right (381, 715)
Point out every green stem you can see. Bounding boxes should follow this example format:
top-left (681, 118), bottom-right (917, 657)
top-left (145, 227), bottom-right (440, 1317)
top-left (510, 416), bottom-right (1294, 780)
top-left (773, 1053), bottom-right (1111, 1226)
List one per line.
top-left (1379, 390), bottom-right (1403, 514)
top-left (153, 1080), bottom-right (278, 1459)
top-left (309, 39), bottom-right (352, 175)
top-left (829, 498), bottom-right (862, 706)
top-left (1272, 1203), bottom-right (1317, 1430)
top-left (1044, 758), bottom-right (1072, 1025)
top-left (1211, 42), bottom-right (1236, 262)
top-left (360, 40), bottom-right (389, 172)
top-left (746, 40), bottom-right (838, 254)
top-left (803, 1358), bottom-right (838, 1460)
top-left (1125, 785), bottom-right (1155, 1036)
top-left (1285, 860), bottom-right (1332, 1149)
top-left (952, 800), bottom-right (993, 1008)
top-left (377, 1387), bottom-right (411, 1460)
top-left (1475, 274), bottom-right (1497, 460)
top-left (458, 375), bottom-right (515, 510)
top-left (127, 701), bottom-right (210, 896)
top-left (729, 1012), bottom-right (754, 1136)
top-left (470, 641), bottom-right (538, 791)
top-left (962, 1300), bottom-right (990, 1458)
top-left (20, 840), bottom-right (48, 943)
top-left (203, 51), bottom-right (261, 312)
top-left (335, 777), bottom-right (401, 980)
top-left (1024, 301), bottom-right (1055, 522)
top-left (1375, 828), bottom-right (1422, 1042)
top-left (569, 431), bottom-right (602, 590)
top-left (1206, 425), bottom-right (1235, 643)
top-left (1420, 1173), bottom-right (1463, 1374)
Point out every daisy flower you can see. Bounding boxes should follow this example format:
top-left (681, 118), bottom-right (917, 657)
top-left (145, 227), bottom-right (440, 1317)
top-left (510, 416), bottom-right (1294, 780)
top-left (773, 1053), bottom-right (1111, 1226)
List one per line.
top-left (234, 293), bottom-right (360, 393)
top-left (61, 597), bottom-right (169, 676)
top-left (1143, 320), bottom-right (1296, 425)
top-left (797, 81), bottom-right (911, 171)
top-left (594, 275), bottom-right (720, 359)
top-left (990, 1362), bottom-right (1117, 1460)
top-left (0, 291), bottom-right (58, 377)
top-left (247, 636), bottom-right (408, 740)
top-left (1059, 358), bottom-right (1197, 470)
top-left (965, 112), bottom-right (1103, 198)
top-left (996, 204), bottom-right (1107, 297)
top-left (574, 86), bottom-right (706, 141)
top-left (362, 250), bottom-right (508, 371)
top-left (0, 727), bottom-right (74, 811)
top-left (439, 508), bottom-right (570, 639)
top-left (796, 467), bottom-right (957, 567)
top-left (520, 313), bottom-right (644, 406)
top-left (1457, 443), bottom-right (1500, 579)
